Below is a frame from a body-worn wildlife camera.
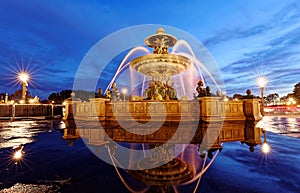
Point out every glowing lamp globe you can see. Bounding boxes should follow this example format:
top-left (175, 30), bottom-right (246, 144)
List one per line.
top-left (19, 72), bottom-right (29, 83)
top-left (256, 76), bottom-right (267, 88)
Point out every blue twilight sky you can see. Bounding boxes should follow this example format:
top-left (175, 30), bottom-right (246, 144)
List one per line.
top-left (0, 0), bottom-right (300, 99)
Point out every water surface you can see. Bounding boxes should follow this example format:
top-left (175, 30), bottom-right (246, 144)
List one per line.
top-left (0, 116), bottom-right (299, 192)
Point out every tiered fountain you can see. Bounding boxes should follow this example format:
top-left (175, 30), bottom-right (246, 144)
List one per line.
top-left (63, 27), bottom-right (264, 193)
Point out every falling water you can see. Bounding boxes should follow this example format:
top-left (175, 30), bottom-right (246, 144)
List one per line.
top-left (172, 40), bottom-right (222, 98)
top-left (105, 46), bottom-right (151, 93)
top-left (106, 39), bottom-right (222, 100)
top-left (141, 75), bottom-right (147, 97)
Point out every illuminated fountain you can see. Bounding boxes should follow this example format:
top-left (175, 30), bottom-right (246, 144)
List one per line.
top-left (131, 28), bottom-right (190, 76)
top-left (104, 28), bottom-right (220, 100)
top-left (121, 28), bottom-right (200, 191)
top-left (64, 27), bottom-right (265, 192)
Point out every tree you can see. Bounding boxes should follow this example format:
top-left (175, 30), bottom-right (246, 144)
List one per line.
top-left (73, 90), bottom-right (96, 101)
top-left (47, 90), bottom-right (96, 103)
top-left (265, 93), bottom-right (279, 105)
top-left (9, 90), bottom-right (32, 101)
top-left (293, 82), bottom-right (300, 104)
top-left (48, 90), bottom-right (72, 103)
top-left (60, 90), bottom-right (73, 100)
top-left (48, 92), bottom-right (61, 103)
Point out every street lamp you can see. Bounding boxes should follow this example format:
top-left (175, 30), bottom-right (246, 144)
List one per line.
top-left (18, 72), bottom-right (29, 102)
top-left (256, 76), bottom-right (267, 116)
top-left (288, 97), bottom-right (296, 105)
top-left (121, 88), bottom-right (128, 101)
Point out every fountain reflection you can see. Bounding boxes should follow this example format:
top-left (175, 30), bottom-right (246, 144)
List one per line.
top-left (62, 119), bottom-right (265, 192)
top-left (63, 28), bottom-right (268, 192)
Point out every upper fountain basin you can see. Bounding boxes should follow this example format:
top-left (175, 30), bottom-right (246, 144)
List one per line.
top-left (130, 53), bottom-right (192, 77)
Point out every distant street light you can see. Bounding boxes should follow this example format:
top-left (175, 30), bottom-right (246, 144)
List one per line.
top-left (19, 72), bottom-right (29, 83)
top-left (256, 76), bottom-right (267, 116)
top-left (18, 72), bottom-right (29, 103)
top-left (121, 88), bottom-right (128, 101)
top-left (288, 97), bottom-right (296, 105)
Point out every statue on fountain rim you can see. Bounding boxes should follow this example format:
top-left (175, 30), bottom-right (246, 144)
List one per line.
top-left (145, 80), bottom-right (156, 100)
top-left (206, 86), bottom-right (211, 96)
top-left (196, 80), bottom-right (206, 97)
top-left (144, 79), bottom-right (178, 100)
top-left (110, 82), bottom-right (119, 101)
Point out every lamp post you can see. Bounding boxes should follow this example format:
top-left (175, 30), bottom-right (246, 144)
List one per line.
top-left (121, 88), bottom-right (128, 101)
top-left (18, 72), bottom-right (29, 103)
top-left (256, 76), bottom-right (267, 116)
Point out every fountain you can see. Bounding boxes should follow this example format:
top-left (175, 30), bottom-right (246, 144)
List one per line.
top-left (131, 28), bottom-right (191, 80)
top-left (65, 27), bottom-right (264, 192)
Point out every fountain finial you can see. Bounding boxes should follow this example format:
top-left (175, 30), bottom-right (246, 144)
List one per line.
top-left (144, 28), bottom-right (177, 51)
top-left (156, 28), bottom-right (166, 34)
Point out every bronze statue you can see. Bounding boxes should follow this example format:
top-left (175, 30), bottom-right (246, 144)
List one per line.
top-left (206, 86), bottom-right (211, 96)
top-left (110, 82), bottom-right (119, 101)
top-left (144, 79), bottom-right (178, 100)
top-left (196, 80), bottom-right (206, 97)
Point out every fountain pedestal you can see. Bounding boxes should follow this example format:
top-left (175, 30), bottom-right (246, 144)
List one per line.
top-left (243, 99), bottom-right (262, 121)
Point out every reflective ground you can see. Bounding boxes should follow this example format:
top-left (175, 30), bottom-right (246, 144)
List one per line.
top-left (257, 114), bottom-right (300, 138)
top-left (0, 116), bottom-right (299, 193)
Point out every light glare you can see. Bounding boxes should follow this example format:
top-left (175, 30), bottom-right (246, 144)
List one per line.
top-left (261, 143), bottom-right (270, 154)
top-left (121, 87), bottom-right (128, 94)
top-left (19, 72), bottom-right (29, 83)
top-left (13, 149), bottom-right (23, 160)
top-left (256, 76), bottom-right (267, 88)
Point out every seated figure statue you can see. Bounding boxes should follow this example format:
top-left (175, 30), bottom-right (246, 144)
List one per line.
top-left (166, 77), bottom-right (177, 100)
top-left (145, 80), bottom-right (156, 100)
top-left (196, 80), bottom-right (206, 97)
top-left (145, 87), bottom-right (151, 100)
top-left (110, 82), bottom-right (119, 101)
top-left (206, 86), bottom-right (211, 96)
top-left (167, 86), bottom-right (177, 100)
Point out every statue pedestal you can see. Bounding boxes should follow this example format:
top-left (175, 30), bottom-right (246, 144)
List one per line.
top-left (242, 99), bottom-right (262, 121)
top-left (221, 100), bottom-right (246, 121)
top-left (89, 98), bottom-right (109, 121)
top-left (197, 97), bottom-right (223, 122)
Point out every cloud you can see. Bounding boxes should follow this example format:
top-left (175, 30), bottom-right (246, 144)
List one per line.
top-left (1, 0), bottom-right (300, 99)
top-left (202, 2), bottom-right (300, 96)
